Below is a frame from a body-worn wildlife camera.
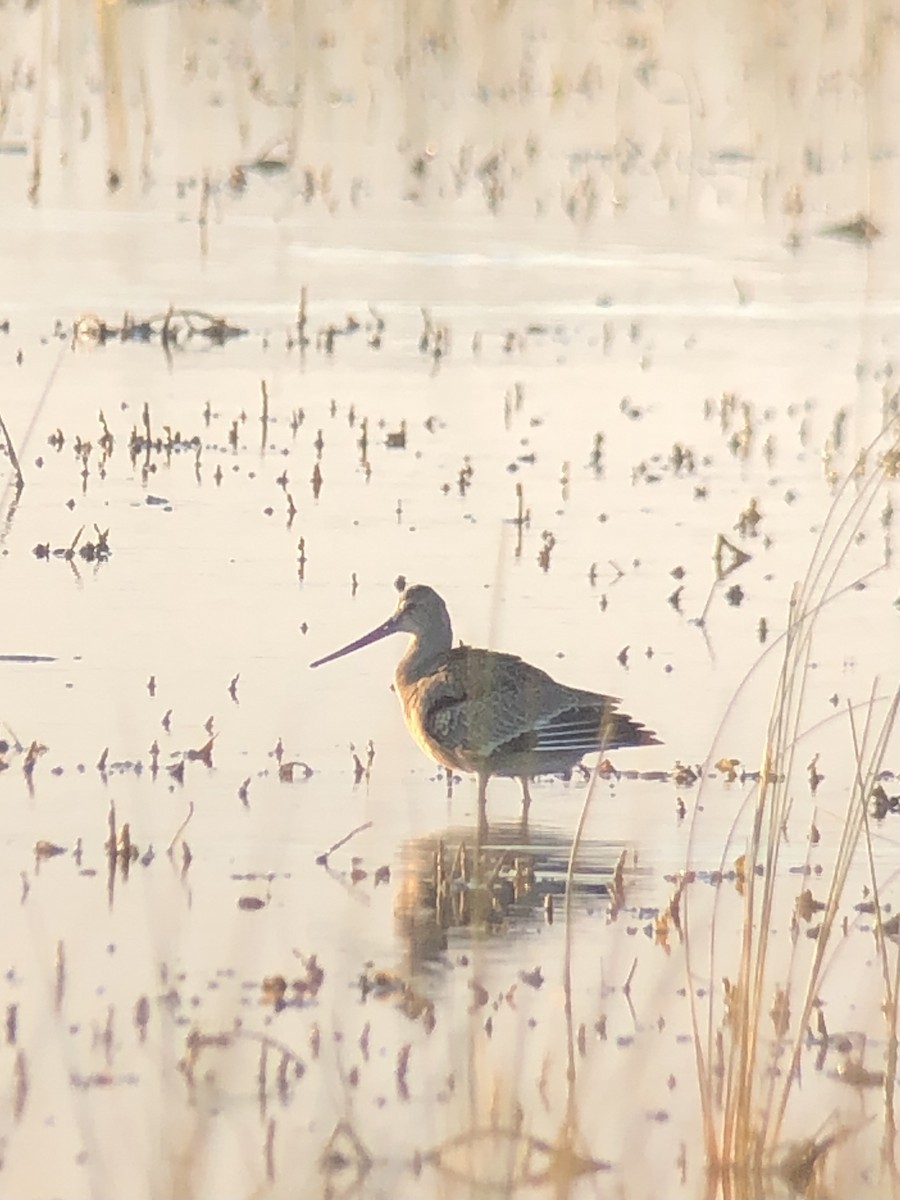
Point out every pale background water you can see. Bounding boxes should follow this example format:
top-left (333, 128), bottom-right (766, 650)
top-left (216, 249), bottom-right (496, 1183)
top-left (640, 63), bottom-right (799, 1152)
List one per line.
top-left (0, 2), bottom-right (899, 1197)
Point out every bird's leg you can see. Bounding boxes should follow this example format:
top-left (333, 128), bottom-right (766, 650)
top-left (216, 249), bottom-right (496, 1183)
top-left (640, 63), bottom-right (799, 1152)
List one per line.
top-left (477, 771), bottom-right (490, 834)
top-left (519, 777), bottom-right (532, 824)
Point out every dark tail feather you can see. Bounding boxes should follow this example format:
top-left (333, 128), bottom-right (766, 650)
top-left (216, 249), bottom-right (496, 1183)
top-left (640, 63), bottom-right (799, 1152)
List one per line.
top-left (600, 707), bottom-right (661, 750)
top-left (533, 704), bottom-right (661, 753)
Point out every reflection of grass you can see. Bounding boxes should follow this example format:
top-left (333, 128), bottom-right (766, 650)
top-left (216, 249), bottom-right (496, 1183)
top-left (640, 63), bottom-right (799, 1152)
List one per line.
top-left (9, 0), bottom-right (885, 238)
top-left (684, 421), bottom-right (900, 1196)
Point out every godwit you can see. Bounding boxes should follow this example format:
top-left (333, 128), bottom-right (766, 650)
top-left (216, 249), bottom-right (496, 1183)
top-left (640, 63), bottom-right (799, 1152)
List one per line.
top-left (310, 582), bottom-right (660, 822)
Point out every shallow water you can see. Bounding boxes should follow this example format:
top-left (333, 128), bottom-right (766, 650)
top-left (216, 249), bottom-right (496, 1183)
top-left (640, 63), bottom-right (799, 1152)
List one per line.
top-left (2, 3), bottom-right (900, 1198)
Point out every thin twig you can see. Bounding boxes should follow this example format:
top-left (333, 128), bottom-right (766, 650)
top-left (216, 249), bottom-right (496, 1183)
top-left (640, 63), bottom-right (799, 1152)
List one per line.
top-left (1, 341), bottom-right (66, 547)
top-left (167, 801), bottom-right (195, 856)
top-left (315, 820), bottom-right (372, 865)
top-left (0, 409), bottom-right (23, 491)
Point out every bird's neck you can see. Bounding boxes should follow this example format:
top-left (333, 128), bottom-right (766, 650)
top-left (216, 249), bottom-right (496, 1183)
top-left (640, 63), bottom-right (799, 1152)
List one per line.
top-left (395, 626), bottom-right (452, 689)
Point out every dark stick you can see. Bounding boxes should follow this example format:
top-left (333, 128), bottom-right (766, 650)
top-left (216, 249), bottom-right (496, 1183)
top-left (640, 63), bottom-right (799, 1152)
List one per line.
top-left (0, 409), bottom-right (24, 491)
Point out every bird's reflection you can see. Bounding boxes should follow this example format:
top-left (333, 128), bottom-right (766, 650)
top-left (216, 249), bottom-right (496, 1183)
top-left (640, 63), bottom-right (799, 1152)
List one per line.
top-left (394, 822), bottom-right (642, 970)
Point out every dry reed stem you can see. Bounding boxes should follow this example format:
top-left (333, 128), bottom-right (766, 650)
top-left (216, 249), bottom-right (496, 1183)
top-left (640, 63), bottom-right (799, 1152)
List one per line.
top-left (767, 685), bottom-right (899, 1147)
top-left (687, 418), bottom-right (900, 1182)
top-left (841, 689), bottom-right (900, 1178)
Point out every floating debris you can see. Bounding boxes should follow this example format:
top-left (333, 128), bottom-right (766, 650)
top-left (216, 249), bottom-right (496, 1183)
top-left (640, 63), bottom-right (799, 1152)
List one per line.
top-left (34, 841), bottom-right (66, 860)
top-left (385, 421), bottom-right (407, 449)
top-left (278, 760), bottom-right (313, 783)
top-left (713, 533), bottom-right (751, 579)
top-left (735, 498), bottom-right (762, 536)
top-left (73, 308), bottom-right (248, 347)
top-left (260, 957), bottom-right (324, 1009)
top-left (818, 213), bottom-right (881, 244)
top-left (32, 526), bottom-right (111, 564)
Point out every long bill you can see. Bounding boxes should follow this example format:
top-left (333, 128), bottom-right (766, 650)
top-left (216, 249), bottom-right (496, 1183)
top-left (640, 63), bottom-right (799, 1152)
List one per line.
top-left (309, 614), bottom-right (399, 669)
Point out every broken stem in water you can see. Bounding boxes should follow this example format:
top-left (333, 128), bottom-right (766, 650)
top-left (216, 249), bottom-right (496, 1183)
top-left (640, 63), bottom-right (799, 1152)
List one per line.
top-left (0, 408), bottom-right (24, 491)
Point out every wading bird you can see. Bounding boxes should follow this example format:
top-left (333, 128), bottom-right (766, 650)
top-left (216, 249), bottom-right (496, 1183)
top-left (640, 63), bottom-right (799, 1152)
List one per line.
top-left (310, 581), bottom-right (660, 823)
